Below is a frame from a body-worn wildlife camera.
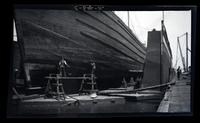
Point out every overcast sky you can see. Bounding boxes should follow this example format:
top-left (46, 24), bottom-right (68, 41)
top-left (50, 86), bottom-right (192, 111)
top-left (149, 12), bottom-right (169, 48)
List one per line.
top-left (13, 10), bottom-right (191, 70)
top-left (114, 11), bottom-right (191, 70)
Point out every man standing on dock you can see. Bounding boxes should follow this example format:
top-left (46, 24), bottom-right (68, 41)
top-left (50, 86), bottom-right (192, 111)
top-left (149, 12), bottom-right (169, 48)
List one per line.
top-left (59, 56), bottom-right (70, 77)
top-left (177, 66), bottom-right (181, 80)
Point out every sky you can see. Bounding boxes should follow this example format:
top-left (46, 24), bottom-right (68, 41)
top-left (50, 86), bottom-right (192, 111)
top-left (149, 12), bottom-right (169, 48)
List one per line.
top-left (13, 21), bottom-right (17, 41)
top-left (114, 11), bottom-right (191, 70)
top-left (13, 10), bottom-right (191, 70)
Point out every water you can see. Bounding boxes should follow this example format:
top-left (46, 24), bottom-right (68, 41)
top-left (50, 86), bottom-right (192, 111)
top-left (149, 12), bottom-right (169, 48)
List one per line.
top-left (69, 100), bottom-right (161, 113)
top-left (8, 98), bottom-right (162, 118)
top-left (53, 99), bottom-right (162, 118)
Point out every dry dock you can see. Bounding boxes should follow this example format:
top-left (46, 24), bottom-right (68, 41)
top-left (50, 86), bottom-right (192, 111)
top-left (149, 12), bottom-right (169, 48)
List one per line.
top-left (157, 75), bottom-right (191, 112)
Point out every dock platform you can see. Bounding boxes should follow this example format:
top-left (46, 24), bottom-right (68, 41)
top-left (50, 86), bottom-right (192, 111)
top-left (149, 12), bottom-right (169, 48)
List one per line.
top-left (157, 75), bottom-right (191, 112)
top-left (16, 95), bottom-right (125, 114)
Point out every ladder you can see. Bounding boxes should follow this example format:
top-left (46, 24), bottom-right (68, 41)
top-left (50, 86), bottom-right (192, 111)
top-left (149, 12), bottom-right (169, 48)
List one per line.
top-left (45, 74), bottom-right (66, 100)
top-left (79, 74), bottom-right (98, 94)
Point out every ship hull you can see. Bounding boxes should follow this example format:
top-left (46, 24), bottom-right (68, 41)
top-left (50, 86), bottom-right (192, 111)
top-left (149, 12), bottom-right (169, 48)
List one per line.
top-left (14, 9), bottom-right (146, 93)
top-left (142, 27), bottom-right (173, 88)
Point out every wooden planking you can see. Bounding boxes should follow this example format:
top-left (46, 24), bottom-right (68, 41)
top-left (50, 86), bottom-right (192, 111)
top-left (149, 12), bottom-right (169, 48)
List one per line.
top-left (15, 9), bottom-right (145, 56)
top-left (85, 11), bottom-right (146, 55)
top-left (80, 30), bottom-right (144, 64)
top-left (21, 20), bottom-right (83, 49)
top-left (21, 17), bottom-right (117, 59)
top-left (17, 9), bottom-right (145, 60)
top-left (22, 21), bottom-right (143, 67)
top-left (15, 9), bottom-right (145, 73)
top-left (28, 18), bottom-right (142, 66)
top-left (21, 21), bottom-right (142, 70)
top-left (25, 47), bottom-right (140, 71)
top-left (76, 18), bottom-right (146, 61)
top-left (21, 20), bottom-right (112, 59)
top-left (102, 11), bottom-right (146, 51)
top-left (76, 14), bottom-right (146, 59)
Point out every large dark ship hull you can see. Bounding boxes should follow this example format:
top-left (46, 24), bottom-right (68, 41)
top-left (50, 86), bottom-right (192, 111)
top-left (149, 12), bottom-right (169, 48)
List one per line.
top-left (14, 9), bottom-right (146, 93)
top-left (142, 22), bottom-right (173, 88)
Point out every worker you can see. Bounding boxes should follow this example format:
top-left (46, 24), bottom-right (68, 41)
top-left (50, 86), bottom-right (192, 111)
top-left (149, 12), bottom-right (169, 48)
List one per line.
top-left (14, 69), bottom-right (18, 83)
top-left (129, 77), bottom-right (136, 89)
top-left (135, 77), bottom-right (141, 89)
top-left (177, 66), bottom-right (181, 80)
top-left (12, 68), bottom-right (19, 89)
top-left (188, 66), bottom-right (191, 76)
top-left (121, 77), bottom-right (127, 88)
top-left (91, 62), bottom-right (96, 75)
top-left (59, 57), bottom-right (70, 77)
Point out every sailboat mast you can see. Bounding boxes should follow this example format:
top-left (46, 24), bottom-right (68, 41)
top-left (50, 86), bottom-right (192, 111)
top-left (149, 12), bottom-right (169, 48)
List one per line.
top-left (162, 11), bottom-right (164, 22)
top-left (128, 11), bottom-right (130, 27)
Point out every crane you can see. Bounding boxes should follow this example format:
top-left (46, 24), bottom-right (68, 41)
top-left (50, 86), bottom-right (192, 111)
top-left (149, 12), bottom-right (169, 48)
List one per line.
top-left (176, 32), bottom-right (190, 72)
top-left (177, 37), bottom-right (186, 72)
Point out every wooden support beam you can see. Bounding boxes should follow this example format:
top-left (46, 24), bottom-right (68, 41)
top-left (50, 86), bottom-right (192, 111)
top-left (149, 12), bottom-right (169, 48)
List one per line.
top-left (134, 82), bottom-right (175, 91)
top-left (99, 82), bottom-right (176, 95)
top-left (45, 76), bottom-right (96, 80)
